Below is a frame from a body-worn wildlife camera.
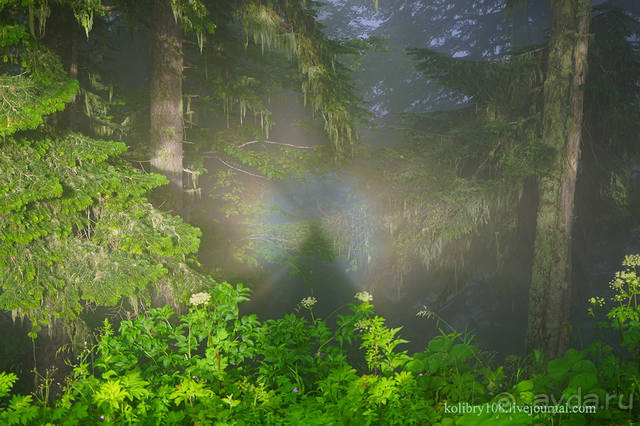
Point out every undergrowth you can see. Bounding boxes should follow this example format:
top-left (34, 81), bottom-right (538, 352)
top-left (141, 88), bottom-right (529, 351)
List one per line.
top-left (1, 256), bottom-right (639, 425)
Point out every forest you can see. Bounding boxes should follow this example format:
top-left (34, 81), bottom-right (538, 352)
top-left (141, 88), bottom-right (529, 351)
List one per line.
top-left (0, 0), bottom-right (639, 424)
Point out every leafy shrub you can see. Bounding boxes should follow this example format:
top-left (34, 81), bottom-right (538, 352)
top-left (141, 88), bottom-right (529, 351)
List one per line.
top-left (1, 258), bottom-right (639, 424)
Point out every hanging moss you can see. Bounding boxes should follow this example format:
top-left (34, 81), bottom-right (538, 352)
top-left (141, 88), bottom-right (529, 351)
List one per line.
top-left (0, 12), bottom-right (212, 332)
top-left (236, 0), bottom-right (370, 157)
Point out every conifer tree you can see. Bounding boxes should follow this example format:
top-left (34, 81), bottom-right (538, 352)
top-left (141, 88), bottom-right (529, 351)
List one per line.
top-left (0, 0), bottom-right (209, 344)
top-left (525, 0), bottom-right (591, 357)
top-left (149, 0), bottom-right (185, 215)
top-left (144, 0), bottom-right (364, 207)
top-left (146, 0), bottom-right (213, 218)
top-left (142, 0), bottom-right (368, 277)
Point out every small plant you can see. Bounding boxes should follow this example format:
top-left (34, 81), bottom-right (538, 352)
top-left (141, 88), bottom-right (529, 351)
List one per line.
top-left (298, 296), bottom-right (318, 322)
top-left (1, 264), bottom-right (639, 424)
top-left (605, 254), bottom-right (640, 359)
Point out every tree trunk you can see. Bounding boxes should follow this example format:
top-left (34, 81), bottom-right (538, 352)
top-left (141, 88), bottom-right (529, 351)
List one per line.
top-left (150, 0), bottom-right (184, 216)
top-left (68, 20), bottom-right (79, 130)
top-left (526, 0), bottom-right (590, 358)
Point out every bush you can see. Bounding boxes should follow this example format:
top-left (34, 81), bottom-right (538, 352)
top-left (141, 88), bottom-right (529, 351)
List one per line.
top-left (1, 260), bottom-right (639, 424)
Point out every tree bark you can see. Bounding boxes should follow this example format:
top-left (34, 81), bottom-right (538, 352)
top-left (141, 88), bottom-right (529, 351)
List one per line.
top-left (150, 0), bottom-right (184, 216)
top-left (526, 0), bottom-right (591, 358)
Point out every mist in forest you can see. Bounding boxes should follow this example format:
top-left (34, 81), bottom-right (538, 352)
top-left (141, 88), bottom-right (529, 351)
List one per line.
top-left (187, 0), bottom-right (640, 357)
top-left (2, 0), bottom-right (640, 421)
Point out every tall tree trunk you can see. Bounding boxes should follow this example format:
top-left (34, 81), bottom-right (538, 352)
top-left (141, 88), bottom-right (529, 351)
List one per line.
top-left (150, 0), bottom-right (184, 216)
top-left (67, 21), bottom-right (79, 130)
top-left (526, 0), bottom-right (591, 358)
top-left (149, 0), bottom-right (184, 308)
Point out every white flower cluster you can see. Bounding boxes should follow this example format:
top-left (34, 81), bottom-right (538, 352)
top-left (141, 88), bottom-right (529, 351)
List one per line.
top-left (300, 296), bottom-right (317, 309)
top-left (588, 296), bottom-right (605, 307)
top-left (189, 292), bottom-right (211, 306)
top-left (354, 291), bottom-right (373, 303)
top-left (354, 319), bottom-right (370, 332)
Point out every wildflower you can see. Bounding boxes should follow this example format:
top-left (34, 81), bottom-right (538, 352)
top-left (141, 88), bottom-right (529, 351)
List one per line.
top-left (189, 292), bottom-right (211, 306)
top-left (192, 376), bottom-right (196, 379)
top-left (300, 296), bottom-right (317, 309)
top-left (354, 319), bottom-right (370, 332)
top-left (293, 387), bottom-right (298, 393)
top-left (588, 296), bottom-right (605, 307)
top-left (100, 415), bottom-right (104, 420)
top-left (354, 291), bottom-right (373, 303)
top-left (314, 352), bottom-right (325, 357)
top-left (419, 373), bottom-right (423, 377)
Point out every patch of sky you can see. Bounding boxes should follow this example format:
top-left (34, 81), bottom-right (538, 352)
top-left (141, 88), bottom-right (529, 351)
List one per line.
top-left (409, 2), bottom-right (425, 17)
top-left (371, 80), bottom-right (387, 96)
top-left (430, 37), bottom-right (446, 47)
top-left (322, 0), bottom-right (347, 6)
top-left (370, 102), bottom-right (389, 117)
top-left (407, 98), bottom-right (427, 111)
top-left (315, 9), bottom-right (332, 21)
top-left (352, 16), bottom-right (387, 38)
top-left (318, 0), bottom-right (387, 39)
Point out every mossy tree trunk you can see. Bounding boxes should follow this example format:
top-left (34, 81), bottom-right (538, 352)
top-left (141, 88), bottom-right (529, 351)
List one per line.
top-left (526, 0), bottom-right (591, 358)
top-left (150, 0), bottom-right (184, 216)
top-left (149, 0), bottom-right (184, 307)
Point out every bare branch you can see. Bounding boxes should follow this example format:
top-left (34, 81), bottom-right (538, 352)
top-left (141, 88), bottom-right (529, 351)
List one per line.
top-left (242, 233), bottom-right (291, 244)
top-left (216, 158), bottom-right (268, 180)
top-left (237, 140), bottom-right (316, 150)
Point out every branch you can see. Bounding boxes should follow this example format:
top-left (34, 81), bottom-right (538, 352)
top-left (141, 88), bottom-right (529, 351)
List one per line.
top-left (237, 140), bottom-right (316, 150)
top-left (242, 234), bottom-right (291, 244)
top-left (216, 157), bottom-right (268, 180)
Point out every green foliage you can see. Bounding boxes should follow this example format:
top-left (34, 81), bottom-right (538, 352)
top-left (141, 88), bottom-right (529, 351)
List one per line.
top-left (0, 372), bottom-right (18, 398)
top-left (0, 130), bottom-right (207, 326)
top-left (322, 44), bottom-right (551, 285)
top-left (200, 124), bottom-right (336, 280)
top-left (0, 46), bottom-right (78, 136)
top-left (593, 254), bottom-right (640, 360)
top-left (176, 0), bottom-right (371, 279)
top-left (2, 260), bottom-right (638, 424)
top-left (329, 8), bottom-right (640, 288)
top-left (0, 9), bottom-right (211, 330)
top-left (169, 0), bottom-right (216, 51)
top-left (236, 0), bottom-right (369, 157)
